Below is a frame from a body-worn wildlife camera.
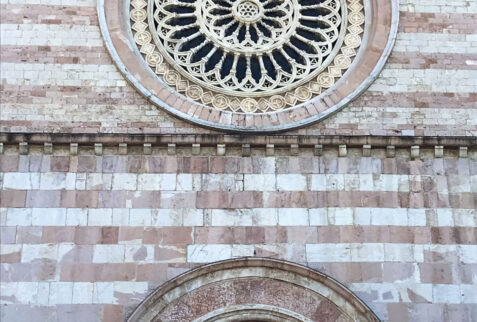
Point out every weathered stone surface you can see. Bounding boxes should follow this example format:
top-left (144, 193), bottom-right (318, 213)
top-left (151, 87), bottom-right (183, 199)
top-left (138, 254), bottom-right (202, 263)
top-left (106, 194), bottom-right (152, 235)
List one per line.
top-left (1, 0), bottom-right (476, 320)
top-left (128, 259), bottom-right (378, 322)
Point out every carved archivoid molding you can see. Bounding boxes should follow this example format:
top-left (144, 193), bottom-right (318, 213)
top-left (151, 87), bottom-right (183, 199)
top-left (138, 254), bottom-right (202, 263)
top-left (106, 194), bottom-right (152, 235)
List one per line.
top-left (127, 258), bottom-right (380, 321)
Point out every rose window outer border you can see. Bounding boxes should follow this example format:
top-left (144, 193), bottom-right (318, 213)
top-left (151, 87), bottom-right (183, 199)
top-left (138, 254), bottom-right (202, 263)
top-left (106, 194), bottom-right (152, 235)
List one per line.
top-left (132, 0), bottom-right (361, 113)
top-left (98, 0), bottom-right (399, 132)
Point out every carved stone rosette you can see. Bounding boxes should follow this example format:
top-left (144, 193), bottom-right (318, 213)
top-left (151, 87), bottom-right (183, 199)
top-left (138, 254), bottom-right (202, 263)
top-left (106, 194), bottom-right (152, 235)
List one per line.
top-left (98, 0), bottom-right (398, 132)
top-left (130, 0), bottom-right (364, 113)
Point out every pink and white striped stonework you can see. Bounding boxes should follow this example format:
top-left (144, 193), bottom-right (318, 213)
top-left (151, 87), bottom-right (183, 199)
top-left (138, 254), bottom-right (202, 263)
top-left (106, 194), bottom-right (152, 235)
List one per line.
top-left (1, 146), bottom-right (476, 321)
top-left (0, 0), bottom-right (476, 321)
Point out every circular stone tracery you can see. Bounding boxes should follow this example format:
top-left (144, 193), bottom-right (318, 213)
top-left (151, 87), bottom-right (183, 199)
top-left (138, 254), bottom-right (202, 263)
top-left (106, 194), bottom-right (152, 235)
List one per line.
top-left (102, 0), bottom-right (398, 130)
top-left (195, 0), bottom-right (298, 54)
top-left (131, 0), bottom-right (364, 112)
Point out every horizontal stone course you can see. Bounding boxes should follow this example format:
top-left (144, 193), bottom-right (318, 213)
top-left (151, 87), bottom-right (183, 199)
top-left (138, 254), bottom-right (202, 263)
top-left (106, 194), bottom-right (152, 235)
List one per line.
top-left (400, 0), bottom-right (477, 14)
top-left (0, 225), bottom-right (475, 245)
top-left (2, 190), bottom-right (477, 209)
top-left (0, 4), bottom-right (97, 25)
top-left (3, 172), bottom-right (476, 193)
top-left (3, 154), bottom-right (476, 175)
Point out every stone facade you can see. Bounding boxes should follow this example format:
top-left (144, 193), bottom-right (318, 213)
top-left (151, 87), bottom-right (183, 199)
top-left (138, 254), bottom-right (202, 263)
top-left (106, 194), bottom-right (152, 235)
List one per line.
top-left (128, 258), bottom-right (381, 321)
top-left (0, 0), bottom-right (476, 321)
top-left (1, 144), bottom-right (476, 321)
top-left (1, 0), bottom-right (476, 135)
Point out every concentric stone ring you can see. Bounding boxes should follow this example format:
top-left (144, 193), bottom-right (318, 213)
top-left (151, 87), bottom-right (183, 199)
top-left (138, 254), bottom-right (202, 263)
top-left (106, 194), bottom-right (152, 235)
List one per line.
top-left (99, 0), bottom-right (398, 131)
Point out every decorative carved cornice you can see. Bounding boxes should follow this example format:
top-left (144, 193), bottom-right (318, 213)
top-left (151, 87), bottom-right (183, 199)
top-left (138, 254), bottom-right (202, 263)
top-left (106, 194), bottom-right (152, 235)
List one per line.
top-left (2, 133), bottom-right (475, 148)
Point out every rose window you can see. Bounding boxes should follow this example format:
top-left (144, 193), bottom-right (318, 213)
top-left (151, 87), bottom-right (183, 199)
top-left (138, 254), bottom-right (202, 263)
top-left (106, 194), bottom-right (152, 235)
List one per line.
top-left (130, 0), bottom-right (364, 112)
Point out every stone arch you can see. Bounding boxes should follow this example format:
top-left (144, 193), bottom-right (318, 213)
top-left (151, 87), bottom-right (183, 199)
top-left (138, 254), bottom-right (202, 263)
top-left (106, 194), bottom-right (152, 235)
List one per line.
top-left (128, 258), bottom-right (380, 321)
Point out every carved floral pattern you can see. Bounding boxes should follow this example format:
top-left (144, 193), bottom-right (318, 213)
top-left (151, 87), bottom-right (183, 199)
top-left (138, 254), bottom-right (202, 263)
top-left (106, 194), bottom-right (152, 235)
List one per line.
top-left (130, 0), bottom-right (364, 112)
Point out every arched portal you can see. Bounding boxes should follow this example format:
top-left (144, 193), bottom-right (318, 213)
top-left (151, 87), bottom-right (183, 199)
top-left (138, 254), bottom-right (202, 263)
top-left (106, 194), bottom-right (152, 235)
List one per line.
top-left (128, 258), bottom-right (380, 321)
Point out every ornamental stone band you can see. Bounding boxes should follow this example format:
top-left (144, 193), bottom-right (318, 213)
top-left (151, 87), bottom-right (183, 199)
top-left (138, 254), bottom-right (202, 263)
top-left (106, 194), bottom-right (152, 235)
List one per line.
top-left (99, 0), bottom-right (398, 132)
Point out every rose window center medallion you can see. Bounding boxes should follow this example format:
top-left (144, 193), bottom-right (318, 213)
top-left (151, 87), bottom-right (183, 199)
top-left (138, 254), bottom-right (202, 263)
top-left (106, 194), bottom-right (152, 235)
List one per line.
top-left (130, 0), bottom-right (365, 113)
top-left (233, 0), bottom-right (263, 23)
